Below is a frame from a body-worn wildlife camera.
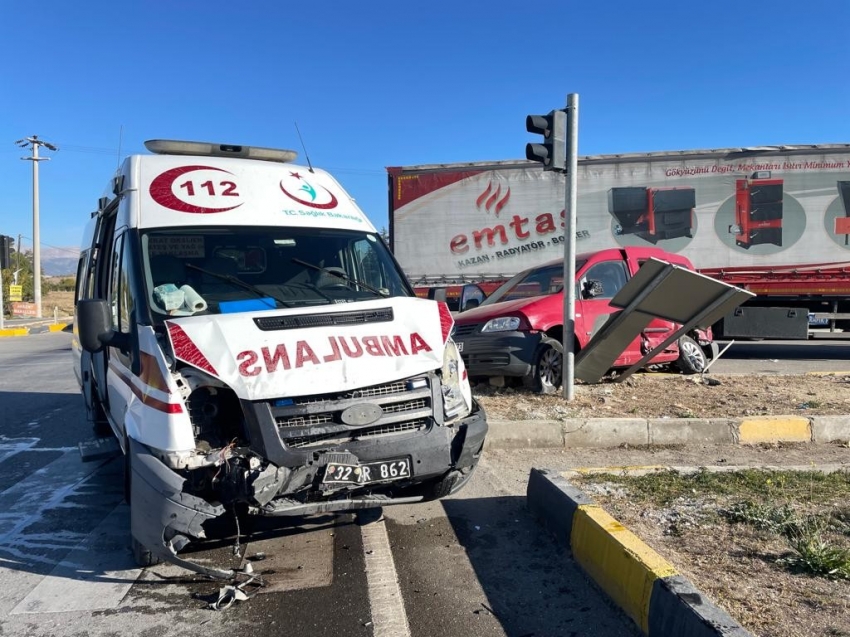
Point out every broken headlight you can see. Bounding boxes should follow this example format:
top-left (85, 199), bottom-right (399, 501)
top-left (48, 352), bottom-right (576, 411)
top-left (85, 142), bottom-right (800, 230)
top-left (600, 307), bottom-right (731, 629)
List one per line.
top-left (441, 339), bottom-right (471, 421)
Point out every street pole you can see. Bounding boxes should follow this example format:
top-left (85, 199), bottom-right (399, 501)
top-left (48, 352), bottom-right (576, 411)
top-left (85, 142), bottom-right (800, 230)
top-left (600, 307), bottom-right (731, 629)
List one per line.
top-left (562, 93), bottom-right (579, 401)
top-left (17, 136), bottom-right (57, 319)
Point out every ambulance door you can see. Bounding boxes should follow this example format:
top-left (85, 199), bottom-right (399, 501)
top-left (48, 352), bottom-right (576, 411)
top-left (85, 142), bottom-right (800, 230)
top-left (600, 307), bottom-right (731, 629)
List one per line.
top-left (104, 230), bottom-right (134, 432)
top-left (74, 247), bottom-right (101, 424)
top-left (89, 212), bottom-right (118, 420)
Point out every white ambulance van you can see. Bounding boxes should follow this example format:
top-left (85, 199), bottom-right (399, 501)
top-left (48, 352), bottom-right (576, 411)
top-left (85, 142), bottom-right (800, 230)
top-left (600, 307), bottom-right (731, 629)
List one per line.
top-left (72, 140), bottom-right (488, 579)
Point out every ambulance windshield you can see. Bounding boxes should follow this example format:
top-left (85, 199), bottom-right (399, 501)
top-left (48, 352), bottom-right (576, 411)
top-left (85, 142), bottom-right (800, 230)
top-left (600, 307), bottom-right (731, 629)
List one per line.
top-left (141, 227), bottom-right (411, 318)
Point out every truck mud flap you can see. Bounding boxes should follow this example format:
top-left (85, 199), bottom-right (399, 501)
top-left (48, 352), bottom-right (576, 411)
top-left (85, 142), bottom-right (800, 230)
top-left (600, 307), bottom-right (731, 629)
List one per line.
top-left (129, 438), bottom-right (234, 580)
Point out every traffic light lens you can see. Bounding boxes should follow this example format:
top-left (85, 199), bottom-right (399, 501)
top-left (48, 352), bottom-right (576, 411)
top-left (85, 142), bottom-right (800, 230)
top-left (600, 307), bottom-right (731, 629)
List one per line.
top-left (524, 109), bottom-right (566, 171)
top-left (526, 115), bottom-right (551, 136)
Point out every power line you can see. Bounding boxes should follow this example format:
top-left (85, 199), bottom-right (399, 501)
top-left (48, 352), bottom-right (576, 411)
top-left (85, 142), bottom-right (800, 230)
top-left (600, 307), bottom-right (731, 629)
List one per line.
top-left (14, 236), bottom-right (79, 255)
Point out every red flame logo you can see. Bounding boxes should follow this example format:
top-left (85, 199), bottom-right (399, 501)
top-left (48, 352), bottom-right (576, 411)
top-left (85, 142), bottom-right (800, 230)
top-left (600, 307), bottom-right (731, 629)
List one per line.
top-left (476, 182), bottom-right (511, 216)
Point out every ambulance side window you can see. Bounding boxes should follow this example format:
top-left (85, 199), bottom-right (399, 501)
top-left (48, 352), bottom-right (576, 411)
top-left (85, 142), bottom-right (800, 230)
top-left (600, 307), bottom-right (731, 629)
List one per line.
top-left (109, 233), bottom-right (133, 335)
top-left (118, 239), bottom-right (133, 334)
top-left (74, 251), bottom-right (90, 304)
top-left (110, 235), bottom-right (123, 329)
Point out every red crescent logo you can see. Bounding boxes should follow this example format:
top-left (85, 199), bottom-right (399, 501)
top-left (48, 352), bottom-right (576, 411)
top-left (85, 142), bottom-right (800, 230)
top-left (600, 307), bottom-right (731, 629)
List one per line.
top-left (279, 180), bottom-right (339, 210)
top-left (149, 165), bottom-right (243, 214)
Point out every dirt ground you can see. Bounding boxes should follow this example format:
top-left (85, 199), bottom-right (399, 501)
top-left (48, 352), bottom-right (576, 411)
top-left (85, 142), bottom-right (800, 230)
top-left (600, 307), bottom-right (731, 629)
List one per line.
top-left (474, 371), bottom-right (850, 420)
top-left (577, 473), bottom-right (850, 637)
top-left (42, 290), bottom-right (75, 317)
top-left (475, 375), bottom-right (850, 637)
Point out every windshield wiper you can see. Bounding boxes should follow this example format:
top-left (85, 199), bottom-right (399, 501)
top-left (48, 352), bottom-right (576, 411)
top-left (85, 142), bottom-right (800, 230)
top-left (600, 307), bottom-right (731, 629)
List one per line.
top-left (291, 258), bottom-right (388, 297)
top-left (186, 264), bottom-right (294, 308)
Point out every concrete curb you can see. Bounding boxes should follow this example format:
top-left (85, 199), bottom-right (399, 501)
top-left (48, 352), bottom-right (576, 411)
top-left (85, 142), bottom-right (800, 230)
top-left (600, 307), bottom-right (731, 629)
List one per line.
top-left (526, 468), bottom-right (752, 636)
top-left (0, 322), bottom-right (71, 337)
top-left (484, 415), bottom-right (850, 449)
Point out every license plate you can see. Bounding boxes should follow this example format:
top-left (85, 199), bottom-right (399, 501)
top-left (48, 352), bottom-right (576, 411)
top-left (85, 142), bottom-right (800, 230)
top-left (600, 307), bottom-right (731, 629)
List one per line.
top-left (323, 457), bottom-right (412, 485)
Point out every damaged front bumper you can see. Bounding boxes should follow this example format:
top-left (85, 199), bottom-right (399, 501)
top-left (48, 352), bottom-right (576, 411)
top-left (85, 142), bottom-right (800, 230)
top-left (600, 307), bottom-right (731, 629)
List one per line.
top-left (129, 406), bottom-right (487, 580)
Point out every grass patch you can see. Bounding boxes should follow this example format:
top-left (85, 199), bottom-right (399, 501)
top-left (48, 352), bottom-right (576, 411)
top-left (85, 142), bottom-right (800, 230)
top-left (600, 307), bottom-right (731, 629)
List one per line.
top-left (577, 469), bottom-right (850, 580)
top-left (578, 468), bottom-right (850, 507)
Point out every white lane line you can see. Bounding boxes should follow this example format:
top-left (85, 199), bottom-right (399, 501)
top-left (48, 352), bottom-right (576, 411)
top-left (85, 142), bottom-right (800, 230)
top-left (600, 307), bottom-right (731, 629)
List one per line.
top-left (0, 438), bottom-right (39, 463)
top-left (360, 516), bottom-right (411, 637)
top-left (0, 451), bottom-right (110, 564)
top-left (10, 504), bottom-right (142, 614)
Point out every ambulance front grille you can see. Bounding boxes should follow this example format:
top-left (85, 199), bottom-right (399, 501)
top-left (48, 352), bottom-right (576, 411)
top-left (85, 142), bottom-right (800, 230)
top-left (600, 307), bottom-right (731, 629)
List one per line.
top-left (283, 420), bottom-right (426, 449)
top-left (269, 376), bottom-right (434, 449)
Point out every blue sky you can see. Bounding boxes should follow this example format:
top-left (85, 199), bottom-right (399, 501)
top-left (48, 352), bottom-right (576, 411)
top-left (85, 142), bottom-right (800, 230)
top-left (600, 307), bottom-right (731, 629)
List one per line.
top-left (1, 0), bottom-right (847, 255)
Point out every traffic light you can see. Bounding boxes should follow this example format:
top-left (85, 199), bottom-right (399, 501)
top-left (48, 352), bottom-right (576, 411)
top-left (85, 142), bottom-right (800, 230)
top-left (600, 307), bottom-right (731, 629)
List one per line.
top-left (525, 110), bottom-right (566, 171)
top-left (0, 236), bottom-right (11, 270)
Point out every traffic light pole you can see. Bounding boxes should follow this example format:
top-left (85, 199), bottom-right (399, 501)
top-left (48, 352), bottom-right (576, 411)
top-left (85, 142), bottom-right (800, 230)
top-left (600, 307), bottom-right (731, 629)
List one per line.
top-left (562, 93), bottom-right (579, 401)
top-left (524, 94), bottom-right (579, 400)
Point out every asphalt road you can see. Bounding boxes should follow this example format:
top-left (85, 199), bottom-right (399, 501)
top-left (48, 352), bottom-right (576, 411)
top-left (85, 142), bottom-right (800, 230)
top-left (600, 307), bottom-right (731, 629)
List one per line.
top-left (707, 335), bottom-right (850, 375)
top-left (0, 332), bottom-right (641, 637)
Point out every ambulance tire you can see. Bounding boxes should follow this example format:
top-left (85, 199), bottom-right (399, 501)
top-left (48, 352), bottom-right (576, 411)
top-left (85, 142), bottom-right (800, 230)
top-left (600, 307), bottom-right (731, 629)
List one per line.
top-left (423, 463), bottom-right (477, 501)
top-left (123, 445), bottom-right (131, 505)
top-left (531, 337), bottom-right (563, 394)
top-left (676, 336), bottom-right (707, 374)
top-left (124, 443), bottom-right (162, 567)
top-left (132, 537), bottom-right (160, 568)
top-left (92, 399), bottom-right (111, 438)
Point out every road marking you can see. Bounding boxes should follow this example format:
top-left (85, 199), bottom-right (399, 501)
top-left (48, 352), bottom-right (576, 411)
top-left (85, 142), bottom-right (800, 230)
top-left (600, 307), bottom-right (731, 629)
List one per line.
top-left (0, 437), bottom-right (39, 463)
top-left (0, 437), bottom-right (76, 463)
top-left (10, 504), bottom-right (142, 614)
top-left (360, 515), bottom-right (411, 637)
top-left (0, 451), bottom-right (112, 566)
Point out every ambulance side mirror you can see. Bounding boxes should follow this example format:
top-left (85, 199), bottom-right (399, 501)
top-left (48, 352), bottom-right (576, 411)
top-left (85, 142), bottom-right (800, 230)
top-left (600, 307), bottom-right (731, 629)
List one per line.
top-left (77, 299), bottom-right (129, 353)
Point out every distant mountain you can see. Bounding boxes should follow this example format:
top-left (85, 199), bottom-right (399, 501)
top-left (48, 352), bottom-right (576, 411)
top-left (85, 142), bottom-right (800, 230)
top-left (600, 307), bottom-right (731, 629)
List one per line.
top-left (40, 246), bottom-right (80, 277)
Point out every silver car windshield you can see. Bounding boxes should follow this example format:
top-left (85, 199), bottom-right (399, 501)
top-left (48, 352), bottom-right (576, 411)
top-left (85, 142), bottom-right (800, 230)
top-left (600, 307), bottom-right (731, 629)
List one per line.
top-left (142, 227), bottom-right (410, 318)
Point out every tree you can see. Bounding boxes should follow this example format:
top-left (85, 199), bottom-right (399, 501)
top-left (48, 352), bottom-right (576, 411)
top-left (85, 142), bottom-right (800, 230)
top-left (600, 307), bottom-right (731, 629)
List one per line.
top-left (1, 248), bottom-right (35, 316)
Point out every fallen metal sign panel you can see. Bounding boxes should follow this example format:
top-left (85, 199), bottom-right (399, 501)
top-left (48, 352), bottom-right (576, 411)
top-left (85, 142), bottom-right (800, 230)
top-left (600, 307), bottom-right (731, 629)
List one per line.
top-left (609, 258), bottom-right (754, 327)
top-left (574, 258), bottom-right (755, 384)
top-left (574, 310), bottom-right (653, 383)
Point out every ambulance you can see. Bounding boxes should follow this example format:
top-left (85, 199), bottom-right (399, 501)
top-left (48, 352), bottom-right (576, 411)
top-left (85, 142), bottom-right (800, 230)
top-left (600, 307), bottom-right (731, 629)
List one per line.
top-left (72, 140), bottom-right (488, 579)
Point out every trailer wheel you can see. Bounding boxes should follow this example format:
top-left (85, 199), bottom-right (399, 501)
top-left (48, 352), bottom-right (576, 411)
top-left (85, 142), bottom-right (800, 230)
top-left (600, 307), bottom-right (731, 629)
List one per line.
top-left (531, 337), bottom-right (563, 394)
top-left (676, 336), bottom-right (707, 374)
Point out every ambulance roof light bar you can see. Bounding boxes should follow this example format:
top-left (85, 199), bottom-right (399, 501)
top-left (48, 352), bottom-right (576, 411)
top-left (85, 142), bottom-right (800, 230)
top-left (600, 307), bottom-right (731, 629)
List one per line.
top-left (144, 140), bottom-right (298, 164)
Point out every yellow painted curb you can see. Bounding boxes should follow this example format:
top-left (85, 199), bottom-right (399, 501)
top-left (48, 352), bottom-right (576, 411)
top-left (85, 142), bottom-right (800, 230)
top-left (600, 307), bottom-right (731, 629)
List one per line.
top-left (571, 504), bottom-right (677, 633)
top-left (739, 416), bottom-right (811, 444)
top-left (0, 328), bottom-right (29, 337)
top-left (48, 323), bottom-right (71, 332)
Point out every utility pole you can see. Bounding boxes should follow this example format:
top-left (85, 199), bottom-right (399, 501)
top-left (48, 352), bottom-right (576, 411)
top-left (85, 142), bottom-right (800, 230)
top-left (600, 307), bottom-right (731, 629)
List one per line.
top-left (16, 135), bottom-right (58, 318)
top-left (16, 234), bottom-right (21, 284)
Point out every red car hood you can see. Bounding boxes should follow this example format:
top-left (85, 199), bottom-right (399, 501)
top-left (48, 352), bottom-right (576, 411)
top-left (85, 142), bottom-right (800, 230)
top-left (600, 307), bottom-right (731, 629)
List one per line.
top-left (455, 295), bottom-right (552, 324)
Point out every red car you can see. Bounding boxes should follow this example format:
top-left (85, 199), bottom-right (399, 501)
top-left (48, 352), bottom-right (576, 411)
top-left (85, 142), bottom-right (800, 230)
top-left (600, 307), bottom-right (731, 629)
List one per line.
top-left (452, 247), bottom-right (714, 393)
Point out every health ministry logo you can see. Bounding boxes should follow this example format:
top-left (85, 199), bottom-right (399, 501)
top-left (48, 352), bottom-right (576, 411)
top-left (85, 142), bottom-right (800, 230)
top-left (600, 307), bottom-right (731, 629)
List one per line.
top-left (280, 171), bottom-right (339, 210)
